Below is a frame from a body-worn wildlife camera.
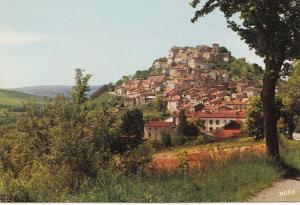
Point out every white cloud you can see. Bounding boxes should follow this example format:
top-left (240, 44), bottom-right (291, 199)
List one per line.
top-left (0, 26), bottom-right (51, 46)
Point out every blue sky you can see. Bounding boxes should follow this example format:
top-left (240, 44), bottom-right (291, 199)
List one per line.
top-left (0, 0), bottom-right (263, 88)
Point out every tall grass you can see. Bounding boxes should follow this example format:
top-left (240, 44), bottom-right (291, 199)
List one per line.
top-left (69, 153), bottom-right (280, 202)
top-left (280, 136), bottom-right (300, 171)
top-left (3, 138), bottom-right (300, 202)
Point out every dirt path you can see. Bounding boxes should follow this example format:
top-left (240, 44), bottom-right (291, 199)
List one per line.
top-left (249, 176), bottom-right (300, 202)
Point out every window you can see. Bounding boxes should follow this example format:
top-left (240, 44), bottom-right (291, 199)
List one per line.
top-left (149, 133), bottom-right (151, 138)
top-left (216, 120), bottom-right (220, 125)
top-left (210, 120), bottom-right (213, 125)
top-left (209, 127), bottom-right (213, 132)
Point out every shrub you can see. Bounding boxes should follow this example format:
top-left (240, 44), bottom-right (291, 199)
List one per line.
top-left (170, 132), bottom-right (185, 146)
top-left (21, 163), bottom-right (72, 202)
top-left (0, 172), bottom-right (31, 202)
top-left (161, 131), bottom-right (172, 147)
top-left (184, 135), bottom-right (206, 146)
top-left (145, 138), bottom-right (164, 151)
top-left (122, 143), bottom-right (153, 175)
top-left (280, 135), bottom-right (300, 171)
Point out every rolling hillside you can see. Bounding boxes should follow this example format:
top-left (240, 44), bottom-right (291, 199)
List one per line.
top-left (12, 85), bottom-right (101, 98)
top-left (0, 89), bottom-right (44, 109)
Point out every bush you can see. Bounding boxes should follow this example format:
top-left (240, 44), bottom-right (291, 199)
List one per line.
top-left (145, 138), bottom-right (165, 151)
top-left (280, 135), bottom-right (300, 170)
top-left (122, 143), bottom-right (154, 175)
top-left (170, 132), bottom-right (185, 146)
top-left (0, 172), bottom-right (31, 202)
top-left (143, 113), bottom-right (161, 121)
top-left (22, 163), bottom-right (73, 202)
top-left (184, 135), bottom-right (206, 146)
top-left (161, 131), bottom-right (172, 147)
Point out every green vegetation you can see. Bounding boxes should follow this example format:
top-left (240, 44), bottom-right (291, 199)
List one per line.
top-left (0, 89), bottom-right (46, 125)
top-left (281, 136), bottom-right (300, 171)
top-left (218, 46), bottom-right (229, 53)
top-left (0, 151), bottom-right (281, 202)
top-left (1, 69), bottom-right (300, 202)
top-left (133, 66), bottom-right (163, 80)
top-left (90, 83), bottom-right (114, 100)
top-left (177, 109), bottom-right (205, 139)
top-left (191, 0), bottom-right (300, 159)
top-left (242, 96), bottom-right (264, 139)
top-left (68, 153), bottom-right (281, 202)
top-left (228, 58), bottom-right (263, 81)
top-left (2, 126), bottom-right (299, 202)
top-left (156, 137), bottom-right (259, 155)
top-left (116, 60), bottom-right (164, 85)
top-left (120, 108), bottom-right (144, 149)
top-left (0, 89), bottom-right (44, 110)
top-left (86, 92), bottom-right (123, 111)
top-left (136, 104), bottom-right (170, 121)
top-left (280, 61), bottom-right (300, 138)
top-left (243, 62), bottom-right (300, 141)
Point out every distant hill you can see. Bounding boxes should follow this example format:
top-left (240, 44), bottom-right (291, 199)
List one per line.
top-left (11, 85), bottom-right (101, 98)
top-left (0, 89), bottom-right (44, 109)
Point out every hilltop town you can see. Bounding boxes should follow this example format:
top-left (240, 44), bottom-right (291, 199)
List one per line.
top-left (112, 44), bottom-right (262, 140)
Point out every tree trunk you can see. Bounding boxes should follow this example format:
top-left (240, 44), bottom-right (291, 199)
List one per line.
top-left (262, 60), bottom-right (282, 160)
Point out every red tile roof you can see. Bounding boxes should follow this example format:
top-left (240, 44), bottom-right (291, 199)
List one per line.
top-left (167, 95), bottom-right (181, 101)
top-left (185, 110), bottom-right (246, 119)
top-left (145, 121), bottom-right (174, 128)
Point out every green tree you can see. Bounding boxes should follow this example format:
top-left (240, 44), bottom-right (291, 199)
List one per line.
top-left (219, 46), bottom-right (229, 53)
top-left (191, 0), bottom-right (300, 159)
top-left (280, 61), bottom-right (300, 138)
top-left (187, 117), bottom-right (205, 137)
top-left (154, 94), bottom-right (166, 112)
top-left (229, 58), bottom-right (263, 81)
top-left (115, 75), bottom-right (131, 85)
top-left (242, 96), bottom-right (264, 140)
top-left (90, 83), bottom-right (114, 100)
top-left (161, 131), bottom-right (172, 147)
top-left (134, 69), bottom-right (151, 79)
top-left (71, 68), bottom-right (92, 105)
top-left (177, 109), bottom-right (188, 136)
top-left (243, 95), bottom-right (283, 140)
top-left (120, 108), bottom-right (144, 146)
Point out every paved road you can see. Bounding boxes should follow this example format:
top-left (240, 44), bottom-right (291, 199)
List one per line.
top-left (293, 133), bottom-right (300, 141)
top-left (249, 177), bottom-right (300, 202)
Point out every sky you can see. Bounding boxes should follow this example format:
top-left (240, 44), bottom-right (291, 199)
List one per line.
top-left (0, 0), bottom-right (263, 88)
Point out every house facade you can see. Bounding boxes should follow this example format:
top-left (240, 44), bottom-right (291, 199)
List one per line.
top-left (144, 121), bottom-right (175, 139)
